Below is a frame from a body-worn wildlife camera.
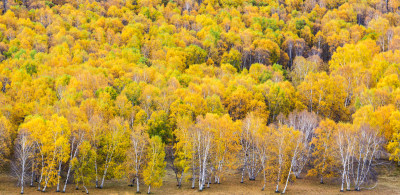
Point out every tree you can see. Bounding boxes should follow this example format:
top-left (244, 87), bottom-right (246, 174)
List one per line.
top-left (99, 117), bottom-right (129, 189)
top-left (284, 110), bottom-right (319, 179)
top-left (62, 120), bottom-right (88, 193)
top-left (254, 123), bottom-right (271, 191)
top-left (388, 110), bottom-right (400, 164)
top-left (368, 17), bottom-right (390, 51)
top-left (126, 124), bottom-right (149, 193)
top-left (335, 122), bottom-right (355, 192)
top-left (308, 118), bottom-right (338, 184)
top-left (297, 72), bottom-right (348, 121)
top-left (270, 123), bottom-right (302, 194)
top-left (21, 116), bottom-right (46, 191)
top-left (12, 129), bottom-right (34, 194)
top-left (351, 123), bottom-right (383, 191)
top-left (143, 136), bottom-right (166, 194)
top-left (225, 86), bottom-right (253, 120)
top-left (0, 115), bottom-right (11, 168)
top-left (87, 114), bottom-right (103, 188)
top-left (72, 141), bottom-right (94, 194)
top-left (42, 115), bottom-right (70, 192)
top-left (173, 115), bottom-right (194, 188)
top-left (211, 114), bottom-right (240, 184)
top-left (239, 112), bottom-right (264, 182)
top-left (290, 56), bottom-right (321, 86)
top-left (21, 115), bottom-right (70, 192)
top-left (49, 115), bottom-right (71, 193)
top-left (148, 110), bottom-right (172, 143)
top-left (193, 114), bottom-right (216, 191)
top-left (281, 126), bottom-right (302, 194)
top-left (261, 80), bottom-right (300, 121)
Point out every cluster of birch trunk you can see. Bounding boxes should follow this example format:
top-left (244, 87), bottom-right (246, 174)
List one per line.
top-left (11, 114), bottom-right (166, 194)
top-left (10, 109), bottom-right (385, 194)
top-left (171, 110), bottom-right (385, 193)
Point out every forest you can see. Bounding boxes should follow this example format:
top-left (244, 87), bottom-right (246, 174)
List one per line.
top-left (0, 0), bottom-right (400, 194)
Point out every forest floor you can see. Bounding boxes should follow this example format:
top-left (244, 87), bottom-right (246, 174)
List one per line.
top-left (0, 164), bottom-right (399, 195)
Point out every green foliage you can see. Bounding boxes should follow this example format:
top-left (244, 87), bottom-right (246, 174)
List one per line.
top-left (148, 110), bottom-right (172, 143)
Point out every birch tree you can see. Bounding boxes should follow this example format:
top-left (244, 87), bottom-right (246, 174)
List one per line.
top-left (72, 141), bottom-right (95, 194)
top-left (21, 116), bottom-right (48, 191)
top-left (308, 119), bottom-right (338, 184)
top-left (352, 124), bottom-right (383, 191)
top-left (12, 129), bottom-right (34, 194)
top-left (99, 117), bottom-right (129, 189)
top-left (285, 110), bottom-right (318, 178)
top-left (173, 115), bottom-right (194, 188)
top-left (41, 115), bottom-right (70, 192)
top-left (281, 125), bottom-right (302, 194)
top-left (194, 114), bottom-right (215, 191)
top-left (143, 136), bottom-right (166, 194)
top-left (88, 114), bottom-right (103, 188)
top-left (62, 121), bottom-right (88, 193)
top-left (335, 122), bottom-right (355, 192)
top-left (240, 113), bottom-right (263, 182)
top-left (211, 114), bottom-right (240, 185)
top-left (266, 123), bottom-right (303, 194)
top-left (126, 124), bottom-right (149, 193)
top-left (255, 124), bottom-right (271, 191)
top-left (0, 115), bottom-right (11, 168)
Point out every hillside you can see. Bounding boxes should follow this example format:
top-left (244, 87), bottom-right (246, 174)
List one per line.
top-left (0, 0), bottom-right (400, 194)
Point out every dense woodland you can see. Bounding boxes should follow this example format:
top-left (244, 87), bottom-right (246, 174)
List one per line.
top-left (0, 0), bottom-right (400, 194)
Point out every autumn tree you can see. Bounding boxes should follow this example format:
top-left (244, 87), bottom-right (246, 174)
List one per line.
top-left (173, 115), bottom-right (194, 188)
top-left (126, 124), bottom-right (149, 193)
top-left (12, 129), bottom-right (34, 194)
top-left (0, 115), bottom-right (11, 168)
top-left (99, 117), bottom-right (129, 189)
top-left (143, 136), bottom-right (166, 194)
top-left (308, 119), bottom-right (338, 184)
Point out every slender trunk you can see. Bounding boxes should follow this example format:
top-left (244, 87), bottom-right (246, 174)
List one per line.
top-left (178, 177), bottom-right (182, 188)
top-left (346, 171), bottom-right (351, 191)
top-left (100, 149), bottom-right (113, 189)
top-left (43, 153), bottom-right (57, 192)
top-left (275, 182), bottom-right (280, 193)
top-left (340, 171), bottom-right (345, 192)
top-left (241, 155), bottom-right (246, 183)
top-left (37, 158), bottom-right (44, 191)
top-left (63, 165), bottom-right (72, 192)
top-left (56, 161), bottom-right (62, 192)
top-left (275, 157), bottom-right (282, 193)
top-left (262, 168), bottom-right (266, 191)
top-left (320, 154), bottom-right (326, 184)
top-left (82, 184), bottom-right (88, 194)
top-left (64, 138), bottom-right (80, 192)
top-left (21, 160), bottom-right (25, 194)
top-left (42, 180), bottom-right (48, 192)
top-left (282, 159), bottom-right (294, 194)
top-left (147, 185), bottom-right (151, 194)
top-left (283, 142), bottom-right (299, 194)
top-left (82, 171), bottom-right (89, 194)
top-left (136, 176), bottom-right (140, 193)
top-left (100, 166), bottom-right (108, 189)
top-left (95, 156), bottom-right (98, 188)
top-left (191, 170), bottom-right (196, 189)
top-left (30, 163), bottom-right (35, 187)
